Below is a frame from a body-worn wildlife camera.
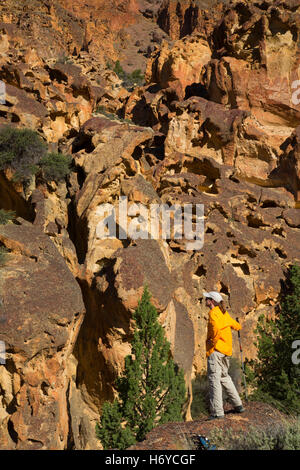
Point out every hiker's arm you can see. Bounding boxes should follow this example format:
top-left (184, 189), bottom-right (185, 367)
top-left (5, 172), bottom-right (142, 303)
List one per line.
top-left (231, 316), bottom-right (241, 331)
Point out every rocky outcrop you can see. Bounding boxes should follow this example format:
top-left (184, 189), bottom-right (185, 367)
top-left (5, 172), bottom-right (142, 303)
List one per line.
top-left (130, 0), bottom-right (300, 189)
top-left (270, 125), bottom-right (300, 200)
top-left (0, 221), bottom-right (85, 449)
top-left (157, 0), bottom-right (227, 41)
top-left (145, 32), bottom-right (212, 100)
top-left (0, 0), bottom-right (169, 75)
top-left (0, 41), bottom-right (109, 141)
top-left (0, 0), bottom-right (299, 451)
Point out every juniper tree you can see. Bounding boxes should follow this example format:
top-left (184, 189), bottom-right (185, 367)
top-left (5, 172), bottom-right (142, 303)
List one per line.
top-left (246, 264), bottom-right (300, 414)
top-left (96, 286), bottom-right (186, 449)
top-left (0, 126), bottom-right (72, 183)
top-left (39, 152), bottom-right (72, 181)
top-left (0, 126), bottom-right (47, 182)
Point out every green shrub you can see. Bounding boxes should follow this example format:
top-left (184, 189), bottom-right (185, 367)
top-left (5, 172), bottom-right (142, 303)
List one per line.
top-left (39, 152), bottom-right (72, 182)
top-left (208, 419), bottom-right (300, 450)
top-left (0, 126), bottom-right (73, 183)
top-left (108, 60), bottom-right (144, 90)
top-left (113, 60), bottom-right (126, 80)
top-left (95, 401), bottom-right (136, 451)
top-left (55, 54), bottom-right (74, 65)
top-left (0, 209), bottom-right (15, 225)
top-left (0, 126), bottom-right (47, 182)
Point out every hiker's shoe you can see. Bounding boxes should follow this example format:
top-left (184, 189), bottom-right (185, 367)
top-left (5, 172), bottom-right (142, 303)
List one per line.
top-left (234, 405), bottom-right (245, 413)
top-left (208, 414), bottom-right (224, 421)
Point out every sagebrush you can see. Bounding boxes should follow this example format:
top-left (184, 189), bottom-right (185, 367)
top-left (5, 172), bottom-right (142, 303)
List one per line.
top-left (208, 419), bottom-right (300, 450)
top-left (107, 60), bottom-right (144, 90)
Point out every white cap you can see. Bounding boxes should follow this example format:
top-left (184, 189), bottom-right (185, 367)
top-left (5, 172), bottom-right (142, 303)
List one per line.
top-left (203, 291), bottom-right (223, 303)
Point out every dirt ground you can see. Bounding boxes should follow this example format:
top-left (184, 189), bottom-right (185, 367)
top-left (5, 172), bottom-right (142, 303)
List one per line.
top-left (129, 402), bottom-right (293, 450)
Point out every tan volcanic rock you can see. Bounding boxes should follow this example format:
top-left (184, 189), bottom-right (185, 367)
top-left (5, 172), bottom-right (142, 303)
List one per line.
top-left (269, 125), bottom-right (300, 201)
top-left (0, 221), bottom-right (85, 449)
top-left (0, 0), bottom-right (167, 74)
top-left (0, 47), bottom-right (104, 141)
top-left (0, 0), bottom-right (299, 452)
top-left (56, 0), bottom-right (140, 64)
top-left (202, 1), bottom-right (300, 142)
top-left (130, 0), bottom-right (300, 190)
top-left (145, 32), bottom-right (211, 100)
top-left (157, 0), bottom-right (226, 40)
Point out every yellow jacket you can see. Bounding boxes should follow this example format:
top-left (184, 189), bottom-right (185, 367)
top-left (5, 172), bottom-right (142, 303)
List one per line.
top-left (206, 306), bottom-right (241, 357)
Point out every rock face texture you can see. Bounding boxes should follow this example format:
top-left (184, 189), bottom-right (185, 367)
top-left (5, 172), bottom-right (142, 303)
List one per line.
top-left (0, 0), bottom-right (299, 450)
top-left (0, 222), bottom-right (85, 449)
top-left (157, 0), bottom-right (228, 40)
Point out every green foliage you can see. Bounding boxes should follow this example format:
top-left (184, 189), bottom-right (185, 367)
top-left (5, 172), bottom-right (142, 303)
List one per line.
top-left (107, 60), bottom-right (144, 90)
top-left (246, 264), bottom-right (300, 415)
top-left (0, 126), bottom-right (72, 183)
top-left (208, 419), bottom-right (300, 450)
top-left (39, 152), bottom-right (72, 181)
top-left (113, 60), bottom-right (125, 79)
top-left (96, 286), bottom-right (187, 449)
top-left (0, 209), bottom-right (15, 225)
top-left (0, 126), bottom-right (47, 182)
top-left (95, 402), bottom-right (136, 450)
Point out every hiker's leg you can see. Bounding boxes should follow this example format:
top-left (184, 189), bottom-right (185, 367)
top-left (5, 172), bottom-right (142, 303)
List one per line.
top-left (220, 356), bottom-right (242, 407)
top-left (207, 351), bottom-right (224, 416)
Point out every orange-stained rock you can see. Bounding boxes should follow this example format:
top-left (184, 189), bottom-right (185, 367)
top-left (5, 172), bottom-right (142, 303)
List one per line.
top-left (145, 32), bottom-right (211, 100)
top-left (0, 0), bottom-right (300, 452)
top-left (157, 0), bottom-right (226, 40)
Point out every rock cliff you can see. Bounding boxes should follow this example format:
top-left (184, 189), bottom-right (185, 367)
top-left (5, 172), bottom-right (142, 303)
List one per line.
top-left (0, 0), bottom-right (299, 450)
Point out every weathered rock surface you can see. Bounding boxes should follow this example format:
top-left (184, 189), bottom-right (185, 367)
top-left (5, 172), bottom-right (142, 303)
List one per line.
top-left (145, 32), bottom-right (212, 100)
top-left (157, 0), bottom-right (227, 41)
top-left (0, 221), bottom-right (85, 449)
top-left (0, 0), bottom-right (299, 451)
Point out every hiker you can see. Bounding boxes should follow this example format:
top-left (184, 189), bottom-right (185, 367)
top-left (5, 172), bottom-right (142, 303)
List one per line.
top-left (204, 291), bottom-right (245, 420)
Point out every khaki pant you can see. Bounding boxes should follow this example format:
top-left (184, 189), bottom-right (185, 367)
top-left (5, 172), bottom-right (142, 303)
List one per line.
top-left (207, 350), bottom-right (242, 416)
